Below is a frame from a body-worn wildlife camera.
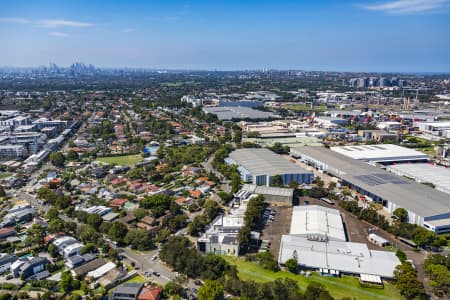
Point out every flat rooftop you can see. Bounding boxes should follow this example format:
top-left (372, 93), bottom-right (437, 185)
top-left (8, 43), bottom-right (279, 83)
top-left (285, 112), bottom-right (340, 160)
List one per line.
top-left (241, 184), bottom-right (294, 197)
top-left (279, 235), bottom-right (400, 278)
top-left (330, 144), bottom-right (428, 163)
top-left (228, 148), bottom-right (311, 176)
top-left (290, 205), bottom-right (346, 241)
top-left (387, 163), bottom-right (450, 195)
top-left (291, 146), bottom-right (450, 219)
top-left (203, 106), bottom-right (272, 120)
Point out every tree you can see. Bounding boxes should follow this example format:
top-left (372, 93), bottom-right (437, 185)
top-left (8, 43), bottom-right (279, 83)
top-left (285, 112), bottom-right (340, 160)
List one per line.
top-left (164, 281), bottom-right (185, 298)
top-left (394, 263), bottom-right (426, 300)
top-left (48, 244), bottom-right (59, 258)
top-left (197, 280), bottom-right (224, 300)
top-left (285, 258), bottom-right (299, 274)
top-left (271, 175), bottom-right (284, 187)
top-left (288, 181), bottom-right (299, 189)
top-left (108, 222), bottom-right (128, 242)
top-left (328, 181), bottom-right (336, 192)
top-left (46, 208), bottom-right (59, 220)
top-left (393, 208), bottom-right (409, 223)
top-left (396, 250), bottom-right (407, 263)
top-left (86, 213), bottom-right (103, 230)
top-left (124, 230), bottom-right (153, 250)
top-left (314, 176), bottom-right (324, 188)
top-left (230, 173), bottom-right (241, 193)
top-left (50, 152), bottom-right (65, 167)
top-left (59, 271), bottom-right (73, 293)
top-left (0, 186), bottom-right (5, 197)
top-left (66, 150), bottom-right (79, 161)
top-left (78, 224), bottom-right (101, 244)
top-left (426, 264), bottom-right (450, 297)
top-left (304, 282), bottom-right (333, 300)
top-left (134, 208), bottom-right (148, 220)
top-left (80, 243), bottom-right (96, 255)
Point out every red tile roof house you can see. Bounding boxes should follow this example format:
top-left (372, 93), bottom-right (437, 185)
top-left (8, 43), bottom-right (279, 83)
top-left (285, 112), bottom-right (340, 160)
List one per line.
top-left (110, 177), bottom-right (127, 186)
top-left (138, 286), bottom-right (163, 300)
top-left (189, 189), bottom-right (202, 199)
top-left (0, 227), bottom-right (17, 240)
top-left (195, 177), bottom-right (209, 184)
top-left (109, 198), bottom-right (128, 209)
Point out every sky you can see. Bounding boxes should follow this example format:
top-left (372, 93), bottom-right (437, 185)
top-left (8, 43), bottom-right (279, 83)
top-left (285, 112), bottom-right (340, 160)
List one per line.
top-left (0, 0), bottom-right (450, 72)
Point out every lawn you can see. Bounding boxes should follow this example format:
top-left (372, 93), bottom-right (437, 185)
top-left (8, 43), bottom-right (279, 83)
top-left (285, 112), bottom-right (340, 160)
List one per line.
top-left (124, 275), bottom-right (147, 284)
top-left (97, 154), bottom-right (143, 167)
top-left (223, 256), bottom-right (403, 300)
top-left (0, 172), bottom-right (11, 179)
top-left (284, 104), bottom-right (328, 112)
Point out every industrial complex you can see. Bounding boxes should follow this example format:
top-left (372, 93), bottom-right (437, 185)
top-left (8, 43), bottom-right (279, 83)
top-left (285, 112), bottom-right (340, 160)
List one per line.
top-left (202, 106), bottom-right (273, 120)
top-left (289, 206), bottom-right (347, 241)
top-left (386, 163), bottom-right (450, 195)
top-left (279, 205), bottom-right (400, 279)
top-left (291, 146), bottom-right (450, 233)
top-left (226, 148), bottom-right (314, 186)
top-left (330, 144), bottom-right (429, 164)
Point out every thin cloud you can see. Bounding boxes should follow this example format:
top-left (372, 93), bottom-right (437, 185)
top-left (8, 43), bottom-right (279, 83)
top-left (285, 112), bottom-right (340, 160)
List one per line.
top-left (37, 19), bottom-right (94, 28)
top-left (0, 17), bottom-right (30, 24)
top-left (120, 28), bottom-right (136, 33)
top-left (361, 0), bottom-right (450, 14)
top-left (49, 31), bottom-right (69, 37)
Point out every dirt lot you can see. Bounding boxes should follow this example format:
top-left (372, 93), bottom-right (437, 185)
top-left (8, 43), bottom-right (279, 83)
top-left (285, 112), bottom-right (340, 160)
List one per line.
top-left (261, 205), bottom-right (292, 258)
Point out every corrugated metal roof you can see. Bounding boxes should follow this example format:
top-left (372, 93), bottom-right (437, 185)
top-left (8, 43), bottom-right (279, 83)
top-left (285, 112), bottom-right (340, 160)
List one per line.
top-left (229, 148), bottom-right (311, 177)
top-left (292, 146), bottom-right (450, 219)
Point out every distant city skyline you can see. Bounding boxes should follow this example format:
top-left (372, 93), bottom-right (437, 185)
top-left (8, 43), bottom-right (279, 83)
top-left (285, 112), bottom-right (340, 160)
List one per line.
top-left (1, 0), bottom-right (450, 72)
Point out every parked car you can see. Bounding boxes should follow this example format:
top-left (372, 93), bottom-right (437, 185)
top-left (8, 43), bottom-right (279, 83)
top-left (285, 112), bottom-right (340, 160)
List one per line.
top-left (153, 271), bottom-right (160, 276)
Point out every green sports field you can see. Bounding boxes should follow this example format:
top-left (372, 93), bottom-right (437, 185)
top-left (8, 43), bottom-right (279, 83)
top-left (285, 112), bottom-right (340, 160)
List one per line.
top-left (96, 154), bottom-right (143, 167)
top-left (223, 256), bottom-right (402, 300)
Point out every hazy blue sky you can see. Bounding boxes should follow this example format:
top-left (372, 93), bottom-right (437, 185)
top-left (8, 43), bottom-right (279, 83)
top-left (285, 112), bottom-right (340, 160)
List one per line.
top-left (1, 0), bottom-right (449, 72)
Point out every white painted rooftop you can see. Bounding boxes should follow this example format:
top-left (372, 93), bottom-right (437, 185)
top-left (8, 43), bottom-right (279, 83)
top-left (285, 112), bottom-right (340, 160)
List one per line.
top-left (330, 144), bottom-right (428, 163)
top-left (290, 205), bottom-right (346, 241)
top-left (387, 163), bottom-right (450, 195)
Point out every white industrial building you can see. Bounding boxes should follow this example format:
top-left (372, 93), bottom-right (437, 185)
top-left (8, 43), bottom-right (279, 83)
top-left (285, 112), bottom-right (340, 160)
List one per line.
top-left (226, 148), bottom-right (313, 186)
top-left (278, 235), bottom-right (400, 279)
top-left (330, 144), bottom-right (429, 164)
top-left (291, 146), bottom-right (450, 233)
top-left (417, 121), bottom-right (450, 137)
top-left (290, 206), bottom-right (347, 241)
top-left (387, 163), bottom-right (450, 195)
top-left (240, 184), bottom-right (294, 205)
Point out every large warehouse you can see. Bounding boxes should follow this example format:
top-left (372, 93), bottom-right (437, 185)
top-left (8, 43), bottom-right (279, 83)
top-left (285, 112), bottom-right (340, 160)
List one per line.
top-left (330, 144), bottom-right (429, 164)
top-left (290, 205), bottom-right (346, 241)
top-left (226, 148), bottom-right (313, 187)
top-left (203, 106), bottom-right (272, 120)
top-left (278, 235), bottom-right (400, 279)
top-left (279, 205), bottom-right (399, 279)
top-left (291, 146), bottom-right (450, 233)
top-left (387, 163), bottom-right (450, 195)
top-left (240, 184), bottom-right (295, 205)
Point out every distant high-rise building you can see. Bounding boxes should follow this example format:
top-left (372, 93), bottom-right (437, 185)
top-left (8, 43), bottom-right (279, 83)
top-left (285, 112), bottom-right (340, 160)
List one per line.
top-left (379, 77), bottom-right (390, 87)
top-left (369, 77), bottom-right (379, 87)
top-left (358, 77), bottom-right (368, 88)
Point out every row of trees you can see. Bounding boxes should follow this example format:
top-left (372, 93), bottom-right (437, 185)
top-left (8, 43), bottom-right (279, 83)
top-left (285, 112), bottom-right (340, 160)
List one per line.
top-left (340, 201), bottom-right (445, 248)
top-left (238, 195), bottom-right (266, 254)
top-left (161, 237), bottom-right (337, 300)
top-left (159, 236), bottom-right (231, 280)
top-left (394, 263), bottom-right (426, 299)
top-left (188, 200), bottom-right (222, 236)
top-left (423, 254), bottom-right (450, 297)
